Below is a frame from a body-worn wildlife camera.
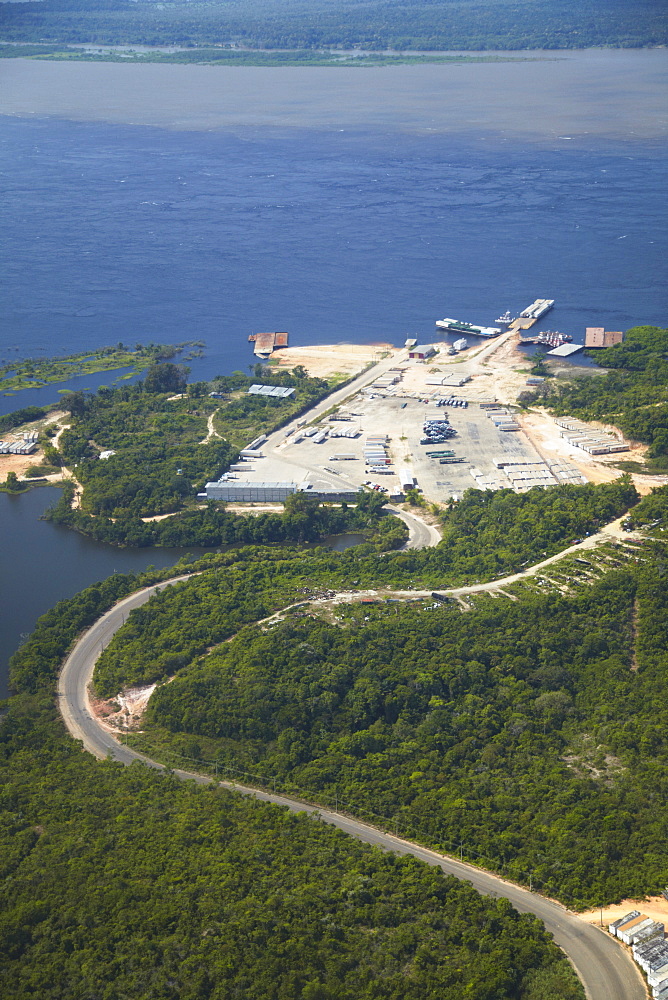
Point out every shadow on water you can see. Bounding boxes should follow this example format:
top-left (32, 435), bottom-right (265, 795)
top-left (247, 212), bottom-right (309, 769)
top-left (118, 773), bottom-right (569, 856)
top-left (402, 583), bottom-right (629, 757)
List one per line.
top-left (325, 532), bottom-right (366, 552)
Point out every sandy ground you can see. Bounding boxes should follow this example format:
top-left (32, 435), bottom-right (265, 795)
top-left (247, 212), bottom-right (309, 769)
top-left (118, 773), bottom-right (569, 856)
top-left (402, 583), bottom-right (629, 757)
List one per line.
top-left (1, 409), bottom-right (69, 480)
top-left (269, 343), bottom-right (398, 379)
top-left (518, 409), bottom-right (668, 495)
top-left (0, 451), bottom-right (43, 479)
top-left (141, 503), bottom-right (288, 522)
top-left (579, 895), bottom-right (668, 928)
top-left (141, 510), bottom-right (199, 522)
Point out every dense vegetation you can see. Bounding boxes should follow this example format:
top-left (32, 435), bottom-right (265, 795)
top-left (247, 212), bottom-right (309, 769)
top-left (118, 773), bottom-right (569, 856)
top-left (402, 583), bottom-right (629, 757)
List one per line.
top-left (48, 485), bottom-right (407, 549)
top-left (131, 546), bottom-right (668, 908)
top-left (1, 567), bottom-right (584, 999)
top-left (46, 365), bottom-right (335, 541)
top-left (624, 483), bottom-right (668, 530)
top-left (90, 476), bottom-right (638, 693)
top-left (526, 326), bottom-right (668, 470)
top-left (1, 0), bottom-right (665, 51)
top-left (1, 328), bottom-right (662, 990)
top-left (0, 405), bottom-right (51, 435)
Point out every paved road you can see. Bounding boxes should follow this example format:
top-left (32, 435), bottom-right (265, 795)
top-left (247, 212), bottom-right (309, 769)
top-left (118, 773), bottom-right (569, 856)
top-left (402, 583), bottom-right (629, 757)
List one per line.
top-left (385, 504), bottom-right (442, 549)
top-left (59, 574), bottom-right (647, 1000)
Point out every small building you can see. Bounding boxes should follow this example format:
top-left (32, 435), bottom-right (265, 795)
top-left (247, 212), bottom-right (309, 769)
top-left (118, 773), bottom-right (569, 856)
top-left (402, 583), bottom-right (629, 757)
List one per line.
top-left (585, 327), bottom-right (624, 348)
top-left (618, 915), bottom-right (654, 945)
top-left (409, 344), bottom-right (437, 360)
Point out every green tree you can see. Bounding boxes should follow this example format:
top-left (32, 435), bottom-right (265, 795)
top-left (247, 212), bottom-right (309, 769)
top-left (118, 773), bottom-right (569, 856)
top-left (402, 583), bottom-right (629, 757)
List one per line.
top-left (143, 363), bottom-right (188, 394)
top-left (4, 470), bottom-right (21, 491)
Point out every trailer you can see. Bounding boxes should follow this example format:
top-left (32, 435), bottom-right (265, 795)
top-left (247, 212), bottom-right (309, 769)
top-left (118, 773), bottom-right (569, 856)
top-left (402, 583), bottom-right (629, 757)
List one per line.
top-left (439, 457), bottom-right (465, 464)
top-left (329, 453), bottom-right (356, 461)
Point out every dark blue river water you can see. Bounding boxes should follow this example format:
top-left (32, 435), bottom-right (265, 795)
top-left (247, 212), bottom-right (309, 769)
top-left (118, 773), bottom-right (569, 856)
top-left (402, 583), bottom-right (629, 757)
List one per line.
top-left (2, 116), bottom-right (666, 411)
top-left (1, 53), bottom-right (666, 694)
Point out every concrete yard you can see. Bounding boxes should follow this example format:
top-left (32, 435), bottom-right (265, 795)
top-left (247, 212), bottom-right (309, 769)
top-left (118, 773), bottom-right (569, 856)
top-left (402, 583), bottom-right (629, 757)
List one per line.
top-left (209, 334), bottom-right (664, 504)
top-left (217, 349), bottom-right (558, 503)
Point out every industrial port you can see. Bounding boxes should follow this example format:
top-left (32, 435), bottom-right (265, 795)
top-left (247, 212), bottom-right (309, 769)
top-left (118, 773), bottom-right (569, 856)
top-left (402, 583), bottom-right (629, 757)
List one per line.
top-left (202, 297), bottom-right (644, 507)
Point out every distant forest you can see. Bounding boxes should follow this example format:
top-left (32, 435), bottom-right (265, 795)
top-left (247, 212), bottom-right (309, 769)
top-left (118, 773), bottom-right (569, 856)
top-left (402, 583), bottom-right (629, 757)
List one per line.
top-left (1, 0), bottom-right (666, 51)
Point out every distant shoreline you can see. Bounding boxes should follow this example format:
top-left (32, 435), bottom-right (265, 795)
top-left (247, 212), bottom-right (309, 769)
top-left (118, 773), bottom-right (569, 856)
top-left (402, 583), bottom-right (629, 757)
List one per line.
top-left (0, 44), bottom-right (546, 68)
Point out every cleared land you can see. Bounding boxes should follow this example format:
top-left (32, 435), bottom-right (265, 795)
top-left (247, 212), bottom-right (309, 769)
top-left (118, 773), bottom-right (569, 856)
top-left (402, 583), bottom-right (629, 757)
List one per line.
top-left (237, 332), bottom-right (666, 503)
top-left (269, 342), bottom-right (397, 379)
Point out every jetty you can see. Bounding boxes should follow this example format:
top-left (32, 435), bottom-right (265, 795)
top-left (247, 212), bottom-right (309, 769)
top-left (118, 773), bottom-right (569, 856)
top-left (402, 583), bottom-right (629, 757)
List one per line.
top-left (436, 299), bottom-right (555, 338)
top-left (248, 331), bottom-right (289, 357)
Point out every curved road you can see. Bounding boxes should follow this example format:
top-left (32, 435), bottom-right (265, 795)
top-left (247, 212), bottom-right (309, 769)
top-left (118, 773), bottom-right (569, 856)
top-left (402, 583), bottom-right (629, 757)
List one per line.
top-left (385, 505), bottom-right (442, 549)
top-left (59, 576), bottom-right (647, 1000)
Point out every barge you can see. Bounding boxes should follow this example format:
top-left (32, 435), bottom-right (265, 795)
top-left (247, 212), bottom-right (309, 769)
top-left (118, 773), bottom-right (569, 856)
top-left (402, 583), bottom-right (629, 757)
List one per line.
top-left (436, 318), bottom-right (501, 338)
top-left (519, 299), bottom-right (554, 321)
top-left (248, 331), bottom-right (289, 357)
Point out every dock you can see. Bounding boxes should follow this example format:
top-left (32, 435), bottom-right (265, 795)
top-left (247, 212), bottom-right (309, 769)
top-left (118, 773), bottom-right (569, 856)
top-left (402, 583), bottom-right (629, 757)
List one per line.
top-left (436, 299), bottom-right (555, 338)
top-left (248, 331), bottom-right (289, 357)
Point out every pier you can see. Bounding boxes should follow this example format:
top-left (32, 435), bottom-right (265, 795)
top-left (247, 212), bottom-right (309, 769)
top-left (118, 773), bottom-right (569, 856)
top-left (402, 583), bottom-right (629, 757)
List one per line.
top-left (436, 299), bottom-right (555, 338)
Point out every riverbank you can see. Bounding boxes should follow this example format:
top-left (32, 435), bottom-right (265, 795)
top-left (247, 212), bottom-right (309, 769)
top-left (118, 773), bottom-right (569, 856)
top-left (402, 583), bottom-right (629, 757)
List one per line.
top-left (0, 44), bottom-right (537, 68)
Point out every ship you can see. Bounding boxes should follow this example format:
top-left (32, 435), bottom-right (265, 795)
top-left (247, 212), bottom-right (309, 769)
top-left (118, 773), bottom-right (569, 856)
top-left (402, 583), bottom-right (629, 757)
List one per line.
top-left (453, 338), bottom-right (468, 352)
top-left (436, 317), bottom-right (501, 338)
top-left (495, 310), bottom-right (515, 325)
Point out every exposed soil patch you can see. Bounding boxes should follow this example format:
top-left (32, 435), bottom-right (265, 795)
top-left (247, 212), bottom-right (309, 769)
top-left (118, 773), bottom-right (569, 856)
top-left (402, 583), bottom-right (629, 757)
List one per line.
top-left (269, 343), bottom-right (398, 380)
top-left (89, 684), bottom-right (157, 732)
top-left (579, 895), bottom-right (668, 927)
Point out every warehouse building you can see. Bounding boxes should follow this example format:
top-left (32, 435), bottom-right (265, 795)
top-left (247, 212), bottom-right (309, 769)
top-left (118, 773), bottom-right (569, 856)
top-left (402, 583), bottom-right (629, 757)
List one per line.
top-left (202, 479), bottom-right (370, 503)
top-left (247, 384), bottom-right (295, 398)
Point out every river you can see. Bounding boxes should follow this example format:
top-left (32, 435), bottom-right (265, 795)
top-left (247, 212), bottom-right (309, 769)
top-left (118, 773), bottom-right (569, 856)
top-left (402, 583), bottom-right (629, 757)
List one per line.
top-left (0, 49), bottom-right (666, 692)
